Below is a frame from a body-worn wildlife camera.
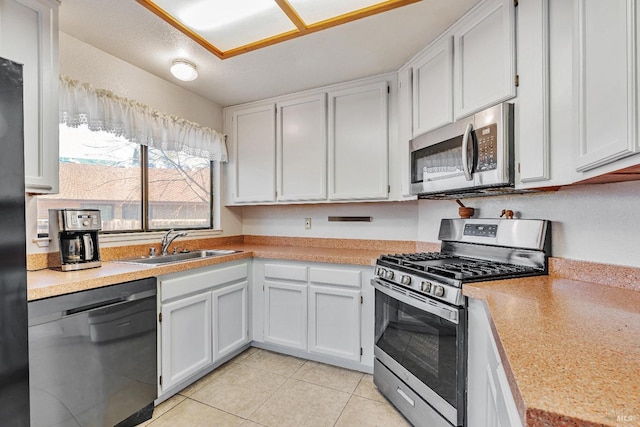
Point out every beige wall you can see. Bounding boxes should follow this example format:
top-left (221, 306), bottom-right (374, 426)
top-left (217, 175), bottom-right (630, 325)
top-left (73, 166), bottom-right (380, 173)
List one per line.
top-left (240, 180), bottom-right (640, 269)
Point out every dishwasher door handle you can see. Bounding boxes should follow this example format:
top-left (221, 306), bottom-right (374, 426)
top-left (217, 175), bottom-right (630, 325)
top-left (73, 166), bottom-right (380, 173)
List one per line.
top-left (64, 290), bottom-right (157, 316)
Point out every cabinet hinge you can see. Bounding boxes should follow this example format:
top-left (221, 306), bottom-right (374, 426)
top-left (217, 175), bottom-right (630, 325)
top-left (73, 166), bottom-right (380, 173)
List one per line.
top-left (360, 347), bottom-right (363, 356)
top-left (360, 296), bottom-right (363, 304)
top-left (518, 162), bottom-right (521, 173)
top-left (387, 185), bottom-right (391, 194)
top-left (515, 75), bottom-right (520, 87)
top-left (158, 312), bottom-right (162, 323)
top-left (159, 375), bottom-right (163, 386)
top-left (513, 0), bottom-right (518, 6)
top-left (387, 85), bottom-right (390, 94)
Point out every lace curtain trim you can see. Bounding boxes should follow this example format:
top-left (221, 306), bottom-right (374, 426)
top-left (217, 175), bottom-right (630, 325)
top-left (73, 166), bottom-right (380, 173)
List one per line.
top-left (59, 75), bottom-right (228, 162)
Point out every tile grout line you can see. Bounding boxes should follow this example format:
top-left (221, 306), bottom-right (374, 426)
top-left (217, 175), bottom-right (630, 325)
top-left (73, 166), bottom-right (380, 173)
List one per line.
top-left (242, 358), bottom-right (310, 422)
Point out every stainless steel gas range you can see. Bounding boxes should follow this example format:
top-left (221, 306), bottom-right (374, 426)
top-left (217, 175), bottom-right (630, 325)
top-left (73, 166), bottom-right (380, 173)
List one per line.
top-left (372, 218), bottom-right (551, 427)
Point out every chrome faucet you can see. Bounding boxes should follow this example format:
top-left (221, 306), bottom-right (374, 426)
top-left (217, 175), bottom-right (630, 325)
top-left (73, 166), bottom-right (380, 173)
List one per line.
top-left (161, 229), bottom-right (188, 256)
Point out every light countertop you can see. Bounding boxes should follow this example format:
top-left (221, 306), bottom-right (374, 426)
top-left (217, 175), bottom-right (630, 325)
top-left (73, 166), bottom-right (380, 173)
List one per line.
top-left (27, 243), bottom-right (387, 301)
top-left (464, 277), bottom-right (640, 427)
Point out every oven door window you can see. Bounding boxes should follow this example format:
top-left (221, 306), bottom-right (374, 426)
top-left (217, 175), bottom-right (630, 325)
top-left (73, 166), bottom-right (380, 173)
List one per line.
top-left (375, 289), bottom-right (461, 408)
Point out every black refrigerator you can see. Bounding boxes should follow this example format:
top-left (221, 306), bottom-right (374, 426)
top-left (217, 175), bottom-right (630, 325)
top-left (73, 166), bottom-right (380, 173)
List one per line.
top-left (0, 57), bottom-right (30, 425)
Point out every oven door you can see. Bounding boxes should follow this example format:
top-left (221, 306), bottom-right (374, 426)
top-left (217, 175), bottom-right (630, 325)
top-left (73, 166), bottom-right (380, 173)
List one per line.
top-left (372, 279), bottom-right (466, 426)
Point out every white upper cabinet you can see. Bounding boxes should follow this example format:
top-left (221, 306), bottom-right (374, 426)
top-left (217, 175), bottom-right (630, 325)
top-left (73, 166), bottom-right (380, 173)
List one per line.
top-left (396, 68), bottom-right (414, 198)
top-left (453, 0), bottom-right (516, 120)
top-left (231, 104), bottom-right (276, 203)
top-left (412, 36), bottom-right (454, 136)
top-left (0, 0), bottom-right (59, 194)
top-left (515, 0), bottom-right (551, 185)
top-left (224, 76), bottom-right (391, 205)
top-left (328, 81), bottom-right (389, 200)
top-left (574, 0), bottom-right (637, 172)
top-left (277, 94), bottom-right (327, 202)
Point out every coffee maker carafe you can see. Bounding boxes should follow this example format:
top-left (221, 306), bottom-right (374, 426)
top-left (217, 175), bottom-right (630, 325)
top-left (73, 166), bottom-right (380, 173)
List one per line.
top-left (50, 209), bottom-right (102, 271)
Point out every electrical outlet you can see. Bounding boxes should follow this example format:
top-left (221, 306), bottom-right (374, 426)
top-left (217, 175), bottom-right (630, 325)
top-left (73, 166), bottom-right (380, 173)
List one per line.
top-left (305, 218), bottom-right (312, 230)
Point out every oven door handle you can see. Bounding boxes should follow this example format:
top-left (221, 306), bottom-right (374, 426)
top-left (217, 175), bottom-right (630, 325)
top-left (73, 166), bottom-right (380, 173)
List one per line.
top-left (461, 122), bottom-right (474, 181)
top-left (372, 279), bottom-right (459, 324)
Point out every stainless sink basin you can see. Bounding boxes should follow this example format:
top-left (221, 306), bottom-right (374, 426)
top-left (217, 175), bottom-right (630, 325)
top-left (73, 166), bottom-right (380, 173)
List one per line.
top-left (115, 249), bottom-right (241, 265)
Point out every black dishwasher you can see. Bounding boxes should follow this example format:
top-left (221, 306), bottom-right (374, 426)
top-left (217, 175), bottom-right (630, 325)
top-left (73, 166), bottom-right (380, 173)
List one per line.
top-left (28, 277), bottom-right (157, 427)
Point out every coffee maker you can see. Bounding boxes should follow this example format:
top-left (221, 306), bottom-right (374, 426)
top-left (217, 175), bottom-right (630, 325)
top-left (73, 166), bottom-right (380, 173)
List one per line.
top-left (49, 209), bottom-right (102, 271)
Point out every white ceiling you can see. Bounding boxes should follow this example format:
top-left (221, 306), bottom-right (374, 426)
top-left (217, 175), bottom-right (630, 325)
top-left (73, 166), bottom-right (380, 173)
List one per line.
top-left (59, 0), bottom-right (479, 107)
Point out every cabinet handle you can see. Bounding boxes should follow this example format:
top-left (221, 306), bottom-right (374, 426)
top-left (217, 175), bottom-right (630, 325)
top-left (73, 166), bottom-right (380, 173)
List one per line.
top-left (396, 387), bottom-right (415, 407)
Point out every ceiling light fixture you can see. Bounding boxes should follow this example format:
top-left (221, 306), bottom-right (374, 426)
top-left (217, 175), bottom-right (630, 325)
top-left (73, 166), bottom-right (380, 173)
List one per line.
top-left (170, 59), bottom-right (198, 81)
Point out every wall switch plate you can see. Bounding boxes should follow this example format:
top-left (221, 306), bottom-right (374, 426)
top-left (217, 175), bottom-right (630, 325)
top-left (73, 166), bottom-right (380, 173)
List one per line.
top-left (305, 218), bottom-right (311, 230)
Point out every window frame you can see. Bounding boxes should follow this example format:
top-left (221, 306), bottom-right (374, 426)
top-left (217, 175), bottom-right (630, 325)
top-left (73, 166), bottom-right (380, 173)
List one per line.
top-left (38, 125), bottom-right (219, 237)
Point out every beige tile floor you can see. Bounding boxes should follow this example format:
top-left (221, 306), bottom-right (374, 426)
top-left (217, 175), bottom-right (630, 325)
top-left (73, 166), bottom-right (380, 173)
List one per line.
top-left (140, 348), bottom-right (411, 427)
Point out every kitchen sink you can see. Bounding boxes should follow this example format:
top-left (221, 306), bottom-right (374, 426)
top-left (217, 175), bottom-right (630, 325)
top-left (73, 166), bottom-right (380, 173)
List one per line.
top-left (115, 249), bottom-right (241, 265)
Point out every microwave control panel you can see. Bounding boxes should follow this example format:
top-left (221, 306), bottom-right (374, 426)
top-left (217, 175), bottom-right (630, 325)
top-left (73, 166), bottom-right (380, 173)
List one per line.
top-left (475, 123), bottom-right (497, 171)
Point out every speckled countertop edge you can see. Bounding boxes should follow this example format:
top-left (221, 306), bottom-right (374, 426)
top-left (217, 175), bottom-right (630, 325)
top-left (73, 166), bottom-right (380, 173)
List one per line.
top-left (27, 243), bottom-right (391, 301)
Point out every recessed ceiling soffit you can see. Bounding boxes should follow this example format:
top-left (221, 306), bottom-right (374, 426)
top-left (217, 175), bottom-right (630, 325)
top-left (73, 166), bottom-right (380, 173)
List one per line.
top-left (136, 0), bottom-right (421, 60)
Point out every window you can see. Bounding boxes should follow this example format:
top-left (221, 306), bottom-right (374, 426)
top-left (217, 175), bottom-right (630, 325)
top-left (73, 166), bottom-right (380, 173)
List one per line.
top-left (37, 124), bottom-right (213, 234)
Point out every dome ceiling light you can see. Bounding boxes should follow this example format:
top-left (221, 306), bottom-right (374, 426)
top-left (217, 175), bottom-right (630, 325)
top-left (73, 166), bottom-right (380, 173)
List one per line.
top-left (136, 0), bottom-right (420, 60)
top-left (170, 59), bottom-right (198, 81)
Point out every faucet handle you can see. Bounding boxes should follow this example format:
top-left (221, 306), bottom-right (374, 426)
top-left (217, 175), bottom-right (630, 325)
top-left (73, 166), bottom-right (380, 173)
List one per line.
top-left (149, 247), bottom-right (157, 257)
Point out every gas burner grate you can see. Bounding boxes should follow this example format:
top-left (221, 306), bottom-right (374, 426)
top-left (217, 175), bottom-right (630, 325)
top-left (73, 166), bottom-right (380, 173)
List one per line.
top-left (427, 261), bottom-right (541, 280)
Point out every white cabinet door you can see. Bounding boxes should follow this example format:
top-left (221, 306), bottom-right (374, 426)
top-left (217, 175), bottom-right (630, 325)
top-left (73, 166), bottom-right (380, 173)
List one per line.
top-left (0, 0), bottom-right (59, 194)
top-left (454, 0), bottom-right (516, 119)
top-left (308, 285), bottom-right (360, 361)
top-left (574, 0), bottom-right (637, 172)
top-left (516, 0), bottom-right (550, 185)
top-left (212, 281), bottom-right (248, 360)
top-left (263, 280), bottom-right (307, 350)
top-left (397, 67), bottom-right (413, 198)
top-left (232, 104), bottom-right (276, 203)
top-left (467, 299), bottom-right (522, 427)
top-left (277, 94), bottom-right (327, 201)
top-left (412, 36), bottom-right (454, 136)
top-left (328, 81), bottom-right (389, 200)
top-left (161, 292), bottom-right (212, 391)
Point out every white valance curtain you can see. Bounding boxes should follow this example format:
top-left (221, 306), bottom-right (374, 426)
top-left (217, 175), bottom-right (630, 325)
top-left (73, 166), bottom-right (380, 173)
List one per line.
top-left (58, 75), bottom-right (228, 162)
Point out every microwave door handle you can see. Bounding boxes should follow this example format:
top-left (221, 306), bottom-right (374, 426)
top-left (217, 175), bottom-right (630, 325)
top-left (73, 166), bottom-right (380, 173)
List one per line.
top-left (461, 123), bottom-right (474, 181)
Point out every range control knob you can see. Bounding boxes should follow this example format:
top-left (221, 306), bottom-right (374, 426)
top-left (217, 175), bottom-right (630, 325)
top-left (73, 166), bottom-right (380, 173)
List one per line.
top-left (433, 285), bottom-right (445, 297)
top-left (421, 281), bottom-right (432, 293)
top-left (375, 267), bottom-right (385, 277)
top-left (83, 220), bottom-right (90, 226)
top-left (400, 275), bottom-right (411, 286)
top-left (385, 270), bottom-right (395, 280)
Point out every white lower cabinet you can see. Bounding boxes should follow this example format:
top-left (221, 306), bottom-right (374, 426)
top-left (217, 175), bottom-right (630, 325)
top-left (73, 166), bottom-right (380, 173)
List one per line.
top-left (160, 292), bottom-right (212, 391)
top-left (253, 260), bottom-right (372, 371)
top-left (212, 281), bottom-right (248, 360)
top-left (263, 280), bottom-right (308, 350)
top-left (308, 285), bottom-right (360, 361)
top-left (158, 261), bottom-right (250, 398)
top-left (467, 298), bottom-right (522, 427)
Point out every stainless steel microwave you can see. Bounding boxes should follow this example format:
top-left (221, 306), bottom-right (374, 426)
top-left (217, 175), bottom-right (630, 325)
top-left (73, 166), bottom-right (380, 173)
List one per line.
top-left (410, 103), bottom-right (514, 197)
